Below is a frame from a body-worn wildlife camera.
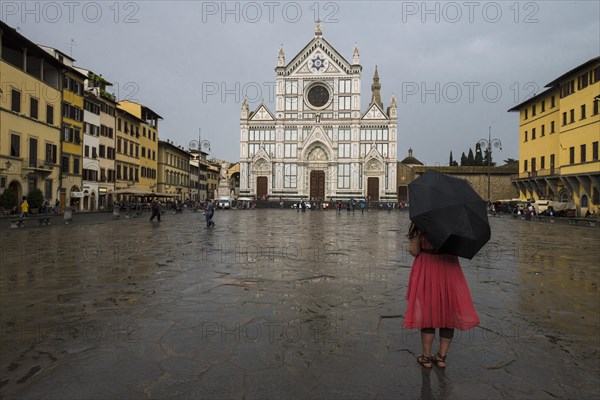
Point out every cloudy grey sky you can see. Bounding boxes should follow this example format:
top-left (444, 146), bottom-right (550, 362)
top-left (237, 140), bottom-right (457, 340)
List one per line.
top-left (3, 1), bottom-right (599, 165)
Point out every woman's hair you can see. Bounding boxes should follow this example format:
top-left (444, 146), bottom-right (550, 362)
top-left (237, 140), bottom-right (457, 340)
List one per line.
top-left (407, 222), bottom-right (420, 239)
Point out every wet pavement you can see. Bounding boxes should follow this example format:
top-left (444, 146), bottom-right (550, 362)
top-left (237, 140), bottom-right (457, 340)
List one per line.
top-left (0, 209), bottom-right (599, 399)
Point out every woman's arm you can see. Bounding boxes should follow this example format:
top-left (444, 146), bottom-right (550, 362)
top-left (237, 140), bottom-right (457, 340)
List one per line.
top-left (408, 234), bottom-right (421, 257)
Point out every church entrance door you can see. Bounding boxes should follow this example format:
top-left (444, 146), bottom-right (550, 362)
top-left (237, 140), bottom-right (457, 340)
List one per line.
top-left (367, 177), bottom-right (379, 202)
top-left (310, 171), bottom-right (325, 200)
top-left (257, 177), bottom-right (268, 198)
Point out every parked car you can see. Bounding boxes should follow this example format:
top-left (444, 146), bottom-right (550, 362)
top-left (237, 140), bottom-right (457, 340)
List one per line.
top-left (291, 201), bottom-right (311, 209)
top-left (217, 197), bottom-right (231, 209)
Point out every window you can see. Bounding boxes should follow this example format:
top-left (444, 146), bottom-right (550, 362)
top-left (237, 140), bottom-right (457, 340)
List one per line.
top-left (46, 104), bottom-right (54, 125)
top-left (283, 164), bottom-right (297, 188)
top-left (523, 159), bottom-right (528, 172)
top-left (562, 112), bottom-right (567, 126)
top-left (117, 138), bottom-right (122, 153)
top-left (532, 105), bottom-right (536, 116)
top-left (44, 180), bottom-right (52, 200)
top-left (118, 118), bottom-right (122, 131)
top-left (92, 147), bottom-right (97, 159)
top-left (593, 66), bottom-right (600, 83)
top-left (524, 131), bottom-right (528, 142)
top-left (10, 134), bottom-right (20, 157)
top-left (30, 97), bottom-right (39, 119)
top-left (581, 144), bottom-right (586, 163)
top-left (531, 158), bottom-right (536, 172)
top-left (532, 128), bottom-right (536, 140)
top-left (84, 145), bottom-right (89, 158)
top-left (524, 109), bottom-right (528, 120)
top-left (73, 157), bottom-right (80, 175)
top-left (29, 138), bottom-right (37, 166)
top-left (284, 128), bottom-right (297, 141)
top-left (551, 96), bottom-right (555, 108)
top-left (593, 142), bottom-right (598, 161)
top-left (141, 147), bottom-right (146, 158)
top-left (550, 154), bottom-right (555, 171)
top-left (285, 97), bottom-right (298, 111)
top-left (551, 121), bottom-right (555, 133)
top-left (540, 156), bottom-right (545, 170)
top-left (577, 71), bottom-right (589, 90)
top-left (569, 147), bottom-right (575, 164)
top-left (541, 100), bottom-right (545, 112)
top-left (339, 96), bottom-right (351, 110)
top-left (338, 128), bottom-right (351, 141)
top-left (594, 99), bottom-right (600, 115)
top-left (541, 124), bottom-right (545, 136)
top-left (581, 104), bottom-right (586, 120)
top-left (99, 145), bottom-right (106, 158)
top-left (339, 79), bottom-right (351, 94)
top-left (116, 165), bottom-right (121, 180)
top-left (45, 143), bottom-right (57, 164)
top-left (338, 143), bottom-right (351, 158)
top-left (74, 128), bottom-right (81, 144)
top-left (61, 156), bottom-right (69, 173)
top-left (285, 80), bottom-right (298, 95)
top-left (560, 80), bottom-right (575, 98)
top-left (337, 164), bottom-right (350, 189)
top-left (11, 89), bottom-right (21, 112)
top-left (570, 109), bottom-right (575, 123)
top-left (284, 143), bottom-right (297, 158)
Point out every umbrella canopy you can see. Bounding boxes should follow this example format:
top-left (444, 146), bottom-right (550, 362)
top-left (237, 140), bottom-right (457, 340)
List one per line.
top-left (408, 170), bottom-right (490, 259)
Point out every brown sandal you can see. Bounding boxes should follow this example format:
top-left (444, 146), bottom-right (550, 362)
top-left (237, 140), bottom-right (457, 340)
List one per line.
top-left (432, 353), bottom-right (447, 368)
top-left (417, 355), bottom-right (433, 368)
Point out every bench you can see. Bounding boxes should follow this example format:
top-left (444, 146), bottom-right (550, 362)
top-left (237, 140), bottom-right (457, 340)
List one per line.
top-left (37, 216), bottom-right (52, 226)
top-left (568, 218), bottom-right (597, 226)
top-left (9, 218), bottom-right (25, 228)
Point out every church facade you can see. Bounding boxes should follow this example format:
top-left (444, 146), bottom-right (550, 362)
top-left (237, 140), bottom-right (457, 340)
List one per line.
top-left (239, 23), bottom-right (397, 202)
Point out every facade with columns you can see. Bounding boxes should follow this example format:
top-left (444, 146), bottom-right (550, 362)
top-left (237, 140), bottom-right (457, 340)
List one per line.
top-left (239, 23), bottom-right (397, 202)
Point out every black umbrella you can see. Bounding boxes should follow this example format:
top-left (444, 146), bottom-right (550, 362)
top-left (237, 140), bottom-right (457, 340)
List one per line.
top-left (408, 170), bottom-right (490, 259)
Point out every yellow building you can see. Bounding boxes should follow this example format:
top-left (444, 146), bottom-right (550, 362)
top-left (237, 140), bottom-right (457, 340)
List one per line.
top-left (158, 140), bottom-right (191, 201)
top-left (0, 22), bottom-right (64, 209)
top-left (207, 164), bottom-right (219, 200)
top-left (114, 106), bottom-right (142, 194)
top-left (39, 45), bottom-right (87, 211)
top-left (117, 101), bottom-right (160, 193)
top-left (509, 57), bottom-right (600, 214)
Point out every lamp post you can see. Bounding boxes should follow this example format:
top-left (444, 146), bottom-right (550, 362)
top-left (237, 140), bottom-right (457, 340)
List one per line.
top-left (189, 128), bottom-right (211, 202)
top-left (478, 127), bottom-right (502, 204)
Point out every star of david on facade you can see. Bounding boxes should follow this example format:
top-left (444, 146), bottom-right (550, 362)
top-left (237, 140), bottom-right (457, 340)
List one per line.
top-left (310, 55), bottom-right (326, 71)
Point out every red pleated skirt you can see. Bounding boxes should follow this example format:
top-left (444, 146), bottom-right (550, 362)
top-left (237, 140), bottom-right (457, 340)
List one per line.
top-left (404, 249), bottom-right (480, 331)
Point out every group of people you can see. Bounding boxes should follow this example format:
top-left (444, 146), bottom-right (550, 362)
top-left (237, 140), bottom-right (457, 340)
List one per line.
top-left (148, 198), bottom-right (216, 228)
top-left (18, 198), bottom-right (60, 218)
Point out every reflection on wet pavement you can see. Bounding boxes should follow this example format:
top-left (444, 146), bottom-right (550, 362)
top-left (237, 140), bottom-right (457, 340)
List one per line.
top-left (0, 210), bottom-right (598, 399)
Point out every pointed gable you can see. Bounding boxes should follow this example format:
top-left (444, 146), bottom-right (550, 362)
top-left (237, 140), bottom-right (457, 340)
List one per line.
top-left (284, 36), bottom-right (354, 77)
top-left (361, 103), bottom-right (388, 120)
top-left (249, 104), bottom-right (275, 121)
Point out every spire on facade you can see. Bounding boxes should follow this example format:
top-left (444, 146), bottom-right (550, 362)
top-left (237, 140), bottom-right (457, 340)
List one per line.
top-left (277, 46), bottom-right (285, 67)
top-left (353, 44), bottom-right (360, 64)
top-left (241, 97), bottom-right (249, 119)
top-left (371, 65), bottom-right (383, 109)
top-left (315, 19), bottom-right (322, 36)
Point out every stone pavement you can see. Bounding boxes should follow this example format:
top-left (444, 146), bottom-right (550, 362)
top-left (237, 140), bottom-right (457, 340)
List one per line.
top-left (0, 209), bottom-right (598, 399)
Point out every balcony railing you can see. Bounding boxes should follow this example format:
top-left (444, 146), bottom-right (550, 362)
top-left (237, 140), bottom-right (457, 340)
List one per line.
top-left (512, 168), bottom-right (558, 180)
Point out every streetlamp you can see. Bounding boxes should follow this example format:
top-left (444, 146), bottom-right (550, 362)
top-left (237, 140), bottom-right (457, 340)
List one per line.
top-left (478, 127), bottom-right (502, 203)
top-left (189, 128), bottom-right (211, 202)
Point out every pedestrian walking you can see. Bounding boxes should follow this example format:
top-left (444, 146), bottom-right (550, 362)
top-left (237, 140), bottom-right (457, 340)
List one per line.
top-left (150, 199), bottom-right (161, 222)
top-left (404, 223), bottom-right (480, 369)
top-left (205, 199), bottom-right (216, 228)
top-left (54, 199), bottom-right (60, 214)
top-left (20, 197), bottom-right (29, 218)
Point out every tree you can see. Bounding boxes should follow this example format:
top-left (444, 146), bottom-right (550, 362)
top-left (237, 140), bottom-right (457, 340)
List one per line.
top-left (504, 158), bottom-right (518, 165)
top-left (484, 148), bottom-right (496, 167)
top-left (27, 188), bottom-right (44, 209)
top-left (0, 188), bottom-right (17, 211)
top-left (460, 152), bottom-right (468, 166)
top-left (449, 151), bottom-right (454, 166)
top-left (467, 148), bottom-right (475, 166)
top-left (474, 143), bottom-right (484, 166)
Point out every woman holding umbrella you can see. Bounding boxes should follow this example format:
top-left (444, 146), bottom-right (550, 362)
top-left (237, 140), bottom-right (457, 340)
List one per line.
top-left (404, 170), bottom-right (488, 368)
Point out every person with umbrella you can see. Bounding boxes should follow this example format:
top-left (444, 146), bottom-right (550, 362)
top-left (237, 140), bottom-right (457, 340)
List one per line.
top-left (404, 170), bottom-right (489, 368)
